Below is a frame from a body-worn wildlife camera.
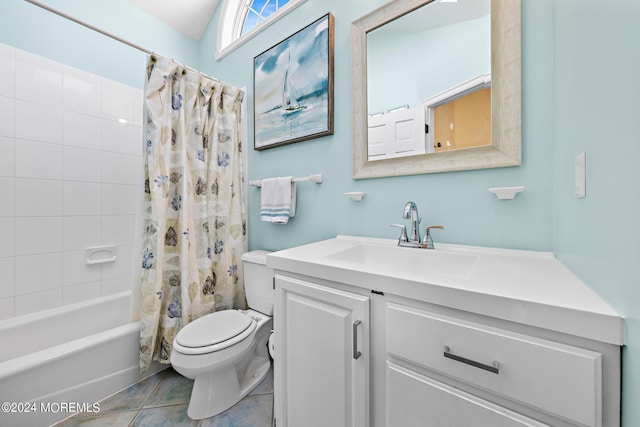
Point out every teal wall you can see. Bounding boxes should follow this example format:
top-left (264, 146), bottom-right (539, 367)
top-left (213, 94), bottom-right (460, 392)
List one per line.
top-left (2, 0), bottom-right (639, 424)
top-left (0, 0), bottom-right (199, 89)
top-left (550, 0), bottom-right (640, 424)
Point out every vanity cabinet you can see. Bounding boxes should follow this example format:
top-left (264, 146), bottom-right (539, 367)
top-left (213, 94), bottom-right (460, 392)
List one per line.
top-left (273, 275), bottom-right (370, 427)
top-left (268, 236), bottom-right (622, 427)
top-left (273, 272), bottom-right (620, 427)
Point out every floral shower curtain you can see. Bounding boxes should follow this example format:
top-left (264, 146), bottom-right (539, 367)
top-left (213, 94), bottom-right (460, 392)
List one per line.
top-left (138, 55), bottom-right (247, 371)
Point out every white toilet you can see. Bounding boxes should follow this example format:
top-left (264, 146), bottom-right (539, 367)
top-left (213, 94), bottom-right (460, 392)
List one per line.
top-left (170, 250), bottom-right (274, 420)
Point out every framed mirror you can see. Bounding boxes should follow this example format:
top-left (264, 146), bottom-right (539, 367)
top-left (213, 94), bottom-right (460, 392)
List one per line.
top-left (351, 0), bottom-right (521, 179)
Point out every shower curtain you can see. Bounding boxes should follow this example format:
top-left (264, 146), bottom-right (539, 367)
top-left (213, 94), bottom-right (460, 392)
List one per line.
top-left (138, 55), bottom-right (247, 371)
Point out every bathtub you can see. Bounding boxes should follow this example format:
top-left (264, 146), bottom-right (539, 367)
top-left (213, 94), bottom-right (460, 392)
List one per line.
top-left (0, 291), bottom-right (165, 426)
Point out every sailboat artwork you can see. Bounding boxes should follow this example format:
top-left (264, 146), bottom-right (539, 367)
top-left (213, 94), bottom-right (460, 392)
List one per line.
top-left (281, 52), bottom-right (307, 116)
top-left (254, 13), bottom-right (334, 150)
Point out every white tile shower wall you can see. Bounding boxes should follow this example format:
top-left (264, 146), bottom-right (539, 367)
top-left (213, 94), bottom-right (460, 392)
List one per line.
top-left (0, 42), bottom-right (142, 320)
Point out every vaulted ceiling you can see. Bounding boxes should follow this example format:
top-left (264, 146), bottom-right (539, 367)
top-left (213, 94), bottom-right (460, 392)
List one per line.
top-left (126, 0), bottom-right (221, 41)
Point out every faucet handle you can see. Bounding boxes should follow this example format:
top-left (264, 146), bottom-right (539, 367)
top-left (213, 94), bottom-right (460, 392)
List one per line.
top-left (390, 224), bottom-right (409, 244)
top-left (423, 225), bottom-right (444, 249)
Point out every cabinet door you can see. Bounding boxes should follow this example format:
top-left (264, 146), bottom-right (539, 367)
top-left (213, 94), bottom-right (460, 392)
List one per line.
top-left (274, 275), bottom-right (370, 427)
top-left (386, 362), bottom-right (550, 427)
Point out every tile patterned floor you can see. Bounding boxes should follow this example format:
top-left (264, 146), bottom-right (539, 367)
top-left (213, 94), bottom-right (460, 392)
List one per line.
top-left (53, 367), bottom-right (274, 427)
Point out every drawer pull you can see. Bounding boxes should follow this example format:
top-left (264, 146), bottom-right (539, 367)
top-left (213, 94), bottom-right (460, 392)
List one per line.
top-left (443, 346), bottom-right (500, 374)
top-left (353, 320), bottom-right (362, 360)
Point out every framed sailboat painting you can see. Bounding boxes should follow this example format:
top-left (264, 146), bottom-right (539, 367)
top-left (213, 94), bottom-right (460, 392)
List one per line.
top-left (253, 13), bottom-right (334, 150)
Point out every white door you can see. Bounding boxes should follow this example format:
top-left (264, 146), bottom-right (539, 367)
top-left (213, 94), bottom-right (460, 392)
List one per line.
top-left (274, 275), bottom-right (370, 427)
top-left (367, 106), bottom-right (426, 160)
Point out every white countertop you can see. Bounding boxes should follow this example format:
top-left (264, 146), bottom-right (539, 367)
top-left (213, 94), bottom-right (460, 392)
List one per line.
top-left (267, 235), bottom-right (624, 346)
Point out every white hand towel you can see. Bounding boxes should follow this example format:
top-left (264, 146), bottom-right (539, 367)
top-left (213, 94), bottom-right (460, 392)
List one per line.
top-left (260, 177), bottom-right (296, 223)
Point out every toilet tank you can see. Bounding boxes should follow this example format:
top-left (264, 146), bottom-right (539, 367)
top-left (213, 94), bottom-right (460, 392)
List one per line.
top-left (242, 250), bottom-right (273, 316)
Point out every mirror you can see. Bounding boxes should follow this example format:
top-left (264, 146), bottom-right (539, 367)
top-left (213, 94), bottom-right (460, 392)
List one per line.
top-left (351, 0), bottom-right (521, 179)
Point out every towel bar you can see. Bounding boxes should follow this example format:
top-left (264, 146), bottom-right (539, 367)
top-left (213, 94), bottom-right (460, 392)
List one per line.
top-left (249, 174), bottom-right (322, 187)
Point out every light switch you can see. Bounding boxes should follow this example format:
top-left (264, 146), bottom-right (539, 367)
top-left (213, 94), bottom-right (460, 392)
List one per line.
top-left (575, 152), bottom-right (586, 199)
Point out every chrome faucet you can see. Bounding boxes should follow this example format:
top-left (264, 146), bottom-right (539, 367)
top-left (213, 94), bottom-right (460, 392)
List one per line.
top-left (403, 201), bottom-right (421, 243)
top-left (391, 201), bottom-right (422, 248)
top-left (391, 201), bottom-right (444, 249)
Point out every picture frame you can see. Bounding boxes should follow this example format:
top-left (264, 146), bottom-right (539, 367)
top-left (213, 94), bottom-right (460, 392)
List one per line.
top-left (253, 13), bottom-right (334, 150)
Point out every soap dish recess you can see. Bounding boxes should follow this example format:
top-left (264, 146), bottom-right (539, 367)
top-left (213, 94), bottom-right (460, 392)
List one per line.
top-left (488, 186), bottom-right (525, 200)
top-left (344, 192), bottom-right (365, 201)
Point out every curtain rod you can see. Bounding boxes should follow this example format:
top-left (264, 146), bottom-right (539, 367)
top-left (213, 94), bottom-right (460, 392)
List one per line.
top-left (23, 0), bottom-right (222, 83)
top-left (24, 0), bottom-right (152, 54)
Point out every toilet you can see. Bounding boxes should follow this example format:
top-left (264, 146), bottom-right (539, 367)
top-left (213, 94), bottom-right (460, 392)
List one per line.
top-left (170, 250), bottom-right (274, 420)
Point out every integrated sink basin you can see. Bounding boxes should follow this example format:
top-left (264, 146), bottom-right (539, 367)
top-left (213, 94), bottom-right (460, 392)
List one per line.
top-left (325, 243), bottom-right (478, 280)
top-left (266, 235), bottom-right (624, 347)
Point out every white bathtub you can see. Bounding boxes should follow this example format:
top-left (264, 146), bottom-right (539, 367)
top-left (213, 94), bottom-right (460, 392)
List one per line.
top-left (0, 291), bottom-right (164, 426)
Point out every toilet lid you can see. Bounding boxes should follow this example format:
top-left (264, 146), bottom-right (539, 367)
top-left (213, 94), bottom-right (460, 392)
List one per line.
top-left (176, 310), bottom-right (254, 348)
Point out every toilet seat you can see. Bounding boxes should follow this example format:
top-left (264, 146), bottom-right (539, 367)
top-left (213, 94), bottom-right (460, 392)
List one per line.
top-left (174, 310), bottom-right (257, 355)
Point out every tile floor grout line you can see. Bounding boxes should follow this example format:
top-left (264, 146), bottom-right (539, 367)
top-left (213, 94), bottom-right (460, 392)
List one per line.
top-left (120, 366), bottom-right (169, 427)
top-left (137, 368), bottom-right (169, 410)
top-left (127, 409), bottom-right (143, 427)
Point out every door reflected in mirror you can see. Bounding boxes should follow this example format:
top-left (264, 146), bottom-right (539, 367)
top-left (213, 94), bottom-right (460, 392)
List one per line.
top-left (368, 81), bottom-right (492, 161)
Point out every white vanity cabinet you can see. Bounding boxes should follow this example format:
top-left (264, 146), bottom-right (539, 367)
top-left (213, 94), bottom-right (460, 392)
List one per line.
top-left (273, 274), bottom-right (370, 427)
top-left (267, 236), bottom-right (623, 427)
